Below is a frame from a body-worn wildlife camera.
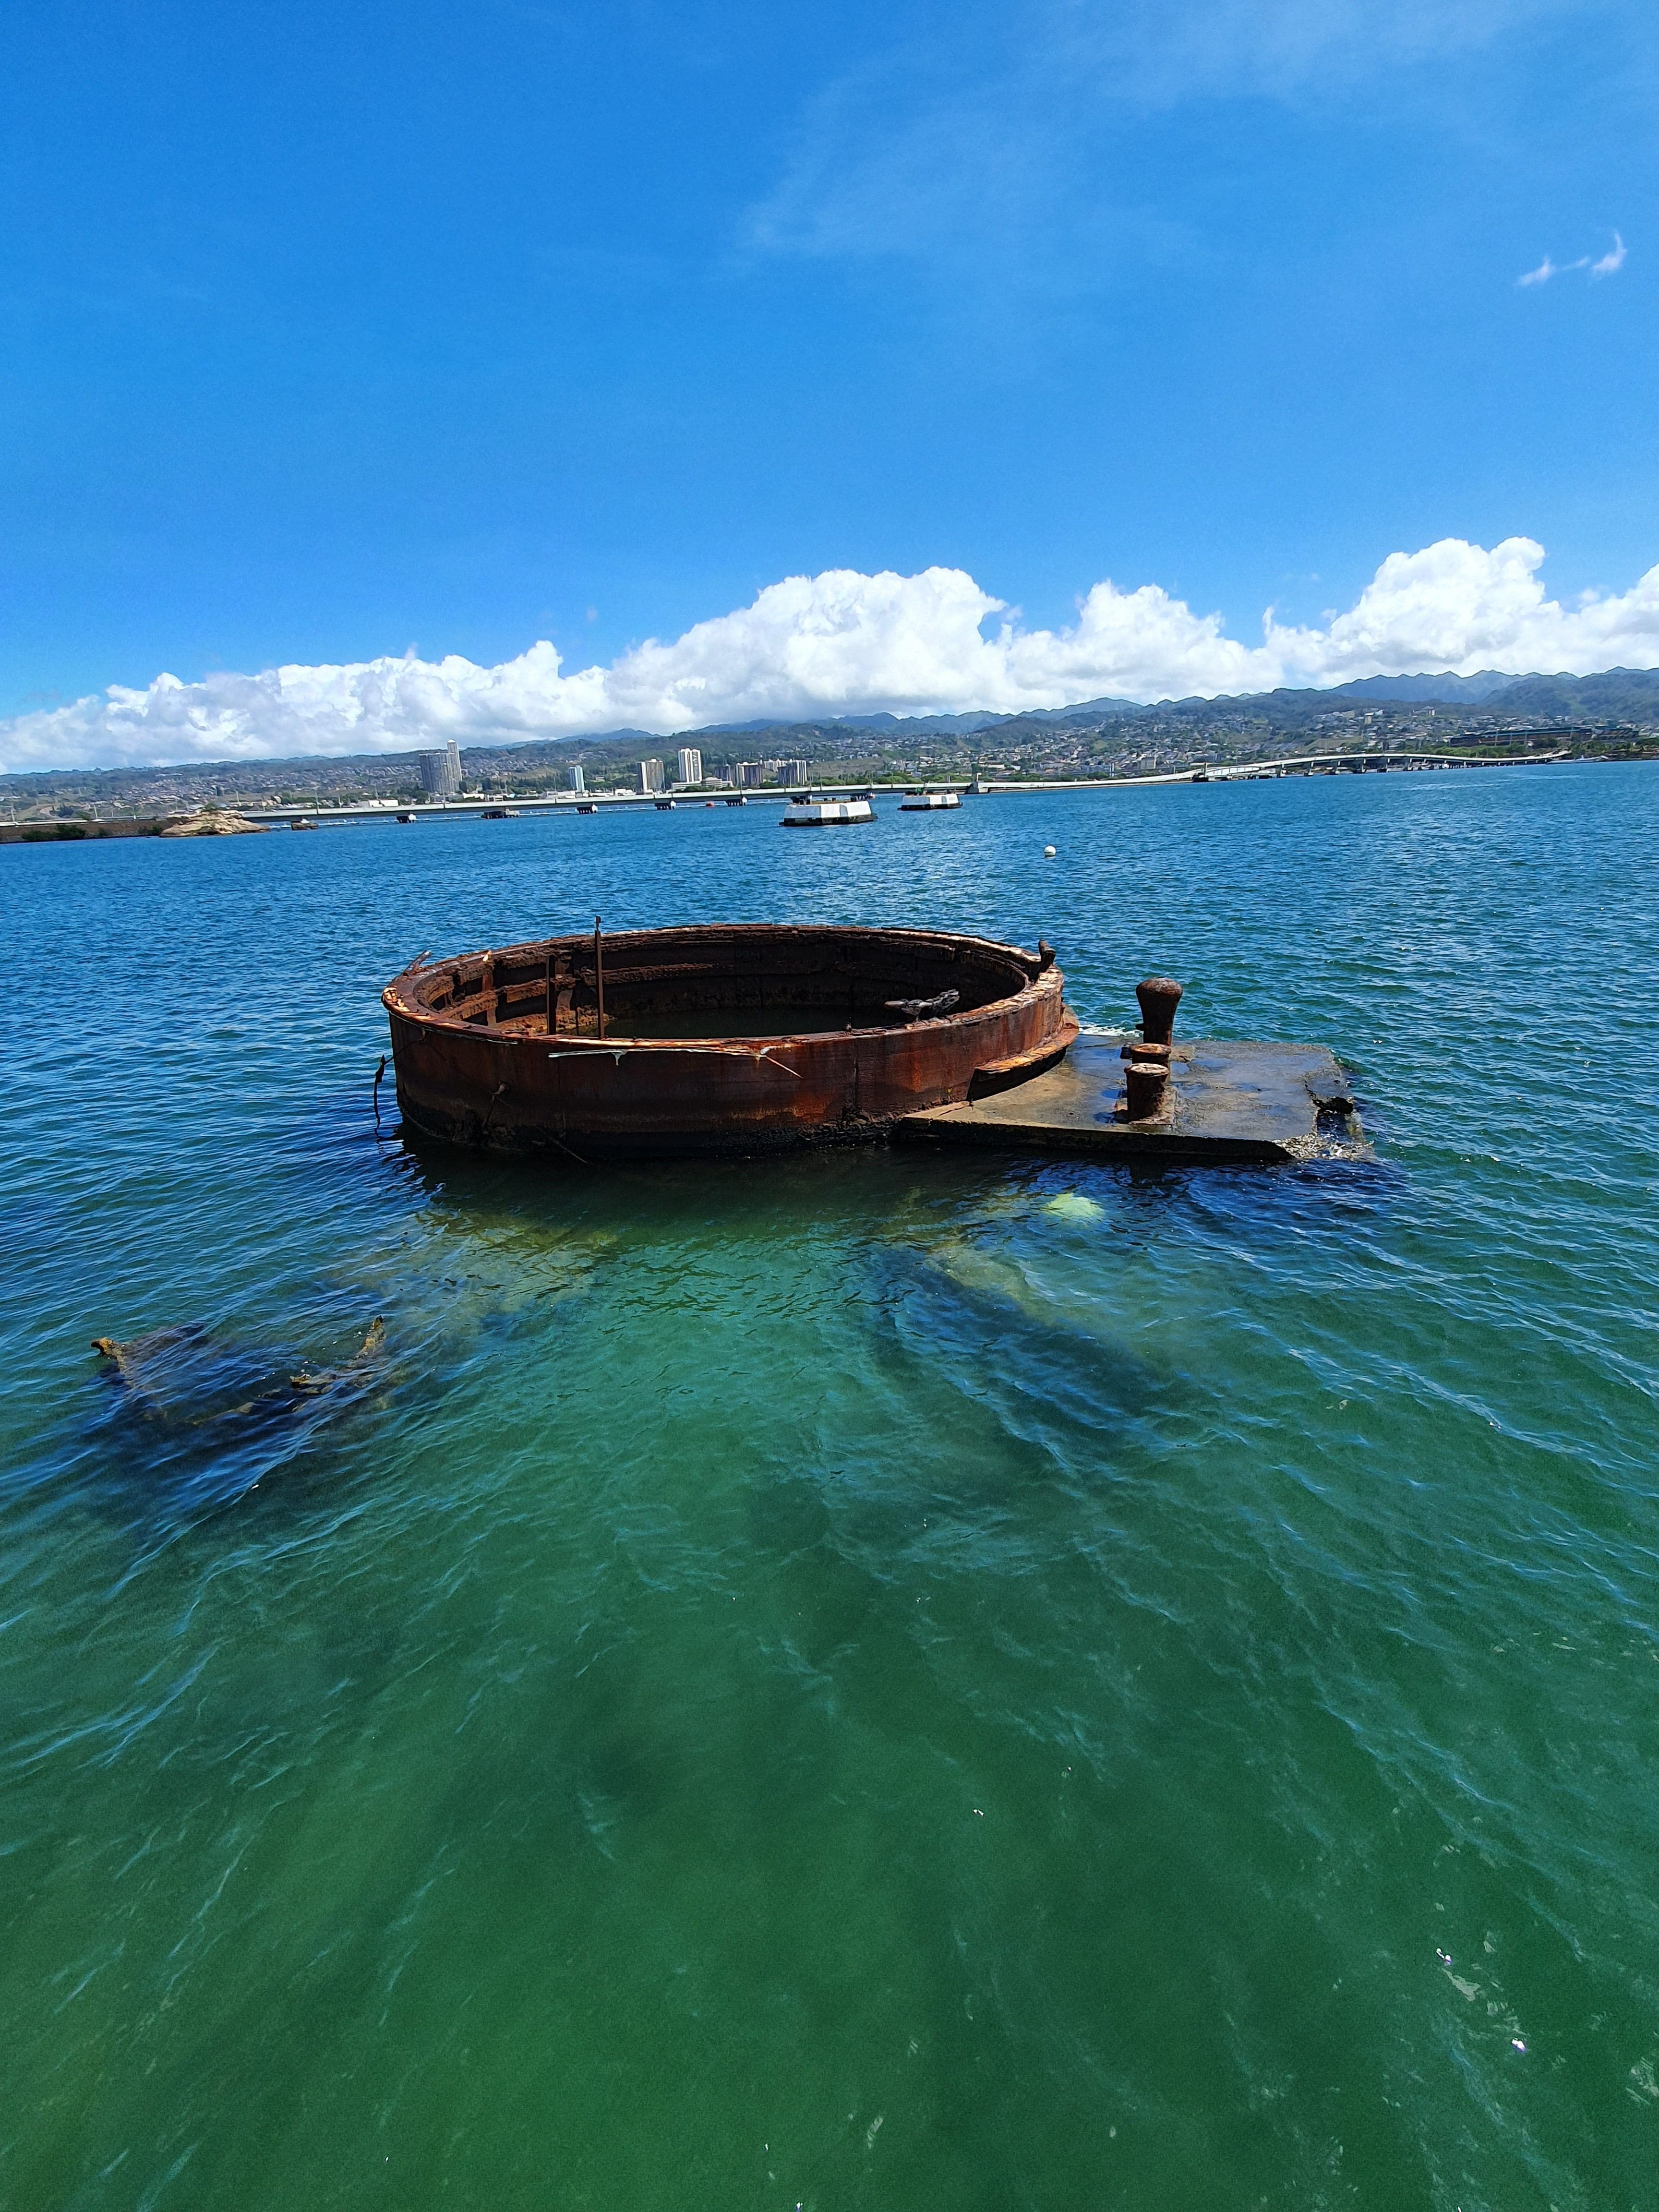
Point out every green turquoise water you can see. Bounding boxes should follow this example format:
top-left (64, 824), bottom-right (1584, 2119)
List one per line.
top-left (2, 769), bottom-right (1657, 2210)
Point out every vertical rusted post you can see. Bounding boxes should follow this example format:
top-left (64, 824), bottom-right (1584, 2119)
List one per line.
top-left (1125, 1061), bottom-right (1169, 1121)
top-left (545, 941), bottom-right (555, 1035)
top-left (594, 916), bottom-right (605, 1038)
top-left (1135, 976), bottom-right (1183, 1047)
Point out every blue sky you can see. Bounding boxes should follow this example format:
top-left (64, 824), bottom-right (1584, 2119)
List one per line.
top-left (2, 0), bottom-right (1657, 763)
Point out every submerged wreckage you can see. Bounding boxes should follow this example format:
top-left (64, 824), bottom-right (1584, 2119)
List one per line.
top-left (382, 924), bottom-right (1362, 1164)
top-left (87, 1318), bottom-right (391, 1508)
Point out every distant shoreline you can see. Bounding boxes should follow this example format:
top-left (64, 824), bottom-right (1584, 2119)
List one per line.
top-left (5, 748), bottom-right (1648, 844)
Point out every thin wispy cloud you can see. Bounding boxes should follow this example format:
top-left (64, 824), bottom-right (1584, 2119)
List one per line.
top-left (1519, 231), bottom-right (1625, 285)
top-left (748, 0), bottom-right (1594, 272)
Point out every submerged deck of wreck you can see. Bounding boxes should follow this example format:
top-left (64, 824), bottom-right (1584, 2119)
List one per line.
top-left (902, 1035), bottom-right (1363, 1164)
top-left (384, 923), bottom-right (1078, 1155)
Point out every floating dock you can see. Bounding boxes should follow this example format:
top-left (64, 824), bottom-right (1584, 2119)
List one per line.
top-left (901, 1034), bottom-right (1362, 1164)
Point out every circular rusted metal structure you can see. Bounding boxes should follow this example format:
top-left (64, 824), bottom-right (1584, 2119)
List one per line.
top-left (383, 923), bottom-right (1078, 1156)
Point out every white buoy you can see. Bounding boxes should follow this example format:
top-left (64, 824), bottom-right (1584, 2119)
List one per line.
top-left (1044, 844), bottom-right (1057, 858)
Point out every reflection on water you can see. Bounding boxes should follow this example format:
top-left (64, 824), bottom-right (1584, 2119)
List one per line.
top-left (2, 770), bottom-right (1658, 2212)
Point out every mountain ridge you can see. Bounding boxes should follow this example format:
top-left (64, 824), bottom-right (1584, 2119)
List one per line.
top-left (682, 668), bottom-right (1659, 740)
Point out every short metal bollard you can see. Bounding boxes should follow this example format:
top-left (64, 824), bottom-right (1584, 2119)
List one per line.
top-left (1136, 975), bottom-right (1184, 1046)
top-left (1124, 1060), bottom-right (1170, 1121)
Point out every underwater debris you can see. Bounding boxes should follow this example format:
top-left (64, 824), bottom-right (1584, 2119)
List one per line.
top-left (288, 1317), bottom-right (386, 1393)
top-left (92, 1317), bottom-right (387, 1416)
top-left (87, 1318), bottom-right (390, 1503)
top-left (89, 1322), bottom-right (214, 1419)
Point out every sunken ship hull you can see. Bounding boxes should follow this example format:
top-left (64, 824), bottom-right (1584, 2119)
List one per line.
top-left (383, 924), bottom-right (1077, 1157)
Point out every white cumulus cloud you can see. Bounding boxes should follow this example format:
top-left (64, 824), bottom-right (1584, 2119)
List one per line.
top-left (5, 536), bottom-right (1659, 774)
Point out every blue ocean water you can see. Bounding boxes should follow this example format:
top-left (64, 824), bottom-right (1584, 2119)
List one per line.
top-left (1, 766), bottom-right (1657, 2211)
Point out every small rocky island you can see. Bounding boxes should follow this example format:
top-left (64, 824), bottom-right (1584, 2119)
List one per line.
top-left (159, 810), bottom-right (268, 837)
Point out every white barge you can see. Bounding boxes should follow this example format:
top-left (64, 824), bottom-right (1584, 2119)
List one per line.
top-left (781, 797), bottom-right (876, 828)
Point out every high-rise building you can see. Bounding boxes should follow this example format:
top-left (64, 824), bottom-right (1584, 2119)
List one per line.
top-left (782, 757), bottom-right (809, 786)
top-left (739, 761), bottom-right (763, 788)
top-left (570, 765), bottom-right (586, 793)
top-left (638, 758), bottom-right (664, 793)
top-left (677, 746), bottom-right (703, 786)
top-left (419, 739), bottom-right (462, 797)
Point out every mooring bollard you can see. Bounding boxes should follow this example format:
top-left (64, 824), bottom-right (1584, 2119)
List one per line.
top-left (1124, 1060), bottom-right (1170, 1121)
top-left (1136, 975), bottom-right (1183, 1046)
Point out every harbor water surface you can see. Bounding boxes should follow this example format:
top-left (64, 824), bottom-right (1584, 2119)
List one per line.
top-left (2, 768), bottom-right (1657, 2210)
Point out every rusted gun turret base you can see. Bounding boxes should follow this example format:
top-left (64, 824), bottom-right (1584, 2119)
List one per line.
top-left (383, 924), bottom-right (1075, 1156)
top-left (899, 1036), bottom-right (1364, 1164)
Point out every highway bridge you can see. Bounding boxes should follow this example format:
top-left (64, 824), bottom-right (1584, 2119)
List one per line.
top-left (242, 747), bottom-right (1569, 826)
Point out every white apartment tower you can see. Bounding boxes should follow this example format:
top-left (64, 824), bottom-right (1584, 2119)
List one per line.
top-left (638, 758), bottom-right (665, 793)
top-left (419, 738), bottom-right (463, 797)
top-left (677, 746), bottom-right (704, 786)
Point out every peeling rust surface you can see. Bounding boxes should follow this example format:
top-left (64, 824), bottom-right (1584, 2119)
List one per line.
top-left (383, 923), bottom-right (1077, 1156)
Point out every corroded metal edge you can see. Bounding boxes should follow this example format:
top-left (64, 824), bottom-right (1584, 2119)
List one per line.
top-left (898, 1106), bottom-right (1299, 1164)
top-left (383, 923), bottom-right (1075, 1156)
